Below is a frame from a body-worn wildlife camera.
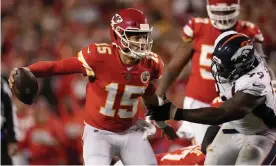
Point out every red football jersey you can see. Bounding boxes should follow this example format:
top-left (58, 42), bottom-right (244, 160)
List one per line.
top-left (77, 43), bottom-right (163, 132)
top-left (182, 18), bottom-right (264, 104)
top-left (156, 145), bottom-right (205, 165)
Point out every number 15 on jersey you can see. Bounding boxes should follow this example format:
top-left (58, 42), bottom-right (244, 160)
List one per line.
top-left (100, 83), bottom-right (146, 118)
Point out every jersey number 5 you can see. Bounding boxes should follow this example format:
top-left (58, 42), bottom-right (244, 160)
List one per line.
top-left (100, 83), bottom-right (146, 118)
top-left (200, 45), bottom-right (214, 80)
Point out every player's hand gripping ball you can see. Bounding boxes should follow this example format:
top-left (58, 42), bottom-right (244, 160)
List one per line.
top-left (9, 68), bottom-right (38, 105)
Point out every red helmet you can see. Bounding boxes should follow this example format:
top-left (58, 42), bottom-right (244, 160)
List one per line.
top-left (110, 8), bottom-right (153, 59)
top-left (207, 0), bottom-right (240, 30)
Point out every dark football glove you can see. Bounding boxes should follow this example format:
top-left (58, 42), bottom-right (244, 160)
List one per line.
top-left (145, 102), bottom-right (174, 121)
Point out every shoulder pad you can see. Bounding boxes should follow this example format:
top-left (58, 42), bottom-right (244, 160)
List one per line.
top-left (235, 65), bottom-right (270, 96)
top-left (239, 21), bottom-right (264, 42)
top-left (146, 52), bottom-right (162, 64)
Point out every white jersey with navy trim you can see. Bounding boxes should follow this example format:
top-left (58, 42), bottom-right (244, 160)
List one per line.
top-left (217, 59), bottom-right (276, 134)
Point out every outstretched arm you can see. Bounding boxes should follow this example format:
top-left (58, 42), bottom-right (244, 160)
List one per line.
top-left (27, 57), bottom-right (86, 77)
top-left (147, 92), bottom-right (265, 125)
top-left (8, 57), bottom-right (87, 89)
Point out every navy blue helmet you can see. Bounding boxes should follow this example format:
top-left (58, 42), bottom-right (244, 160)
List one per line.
top-left (211, 31), bottom-right (258, 83)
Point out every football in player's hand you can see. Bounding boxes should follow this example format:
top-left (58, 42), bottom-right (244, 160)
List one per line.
top-left (12, 68), bottom-right (38, 105)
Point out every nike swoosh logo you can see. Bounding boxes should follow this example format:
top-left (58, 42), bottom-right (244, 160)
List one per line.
top-left (253, 83), bottom-right (259, 87)
top-left (252, 83), bottom-right (265, 89)
top-left (88, 47), bottom-right (91, 54)
top-left (253, 83), bottom-right (260, 86)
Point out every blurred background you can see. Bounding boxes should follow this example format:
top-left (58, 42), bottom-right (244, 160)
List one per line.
top-left (1, 0), bottom-right (276, 165)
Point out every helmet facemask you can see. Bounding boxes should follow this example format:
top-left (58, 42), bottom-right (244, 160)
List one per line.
top-left (207, 3), bottom-right (240, 30)
top-left (114, 26), bottom-right (153, 59)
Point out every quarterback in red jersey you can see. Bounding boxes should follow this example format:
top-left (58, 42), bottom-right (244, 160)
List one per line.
top-left (156, 0), bottom-right (265, 145)
top-left (9, 8), bottom-right (178, 165)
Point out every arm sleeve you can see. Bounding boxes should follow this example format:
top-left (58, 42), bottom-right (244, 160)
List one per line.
top-left (28, 57), bottom-right (86, 78)
top-left (237, 82), bottom-right (267, 96)
top-left (252, 25), bottom-right (264, 43)
top-left (76, 45), bottom-right (97, 77)
top-left (144, 55), bottom-right (164, 96)
top-left (28, 44), bottom-right (96, 78)
top-left (243, 21), bottom-right (264, 43)
top-left (235, 69), bottom-right (269, 96)
top-left (182, 18), bottom-right (195, 42)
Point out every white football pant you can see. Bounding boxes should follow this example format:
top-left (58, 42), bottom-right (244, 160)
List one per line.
top-left (82, 121), bottom-right (157, 165)
top-left (205, 123), bottom-right (276, 165)
top-left (177, 97), bottom-right (210, 144)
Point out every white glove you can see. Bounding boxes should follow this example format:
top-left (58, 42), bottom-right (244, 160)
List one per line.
top-left (134, 119), bottom-right (156, 140)
top-left (142, 122), bottom-right (156, 140)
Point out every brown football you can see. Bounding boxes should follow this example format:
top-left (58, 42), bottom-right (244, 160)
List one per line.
top-left (12, 68), bottom-right (38, 105)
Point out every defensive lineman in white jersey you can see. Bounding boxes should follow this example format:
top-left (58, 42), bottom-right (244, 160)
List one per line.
top-left (146, 31), bottom-right (276, 165)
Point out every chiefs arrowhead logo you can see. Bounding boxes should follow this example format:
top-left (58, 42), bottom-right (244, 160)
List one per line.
top-left (111, 14), bottom-right (123, 26)
top-left (141, 71), bottom-right (150, 83)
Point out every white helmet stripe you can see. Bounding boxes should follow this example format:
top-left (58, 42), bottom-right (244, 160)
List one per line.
top-left (214, 30), bottom-right (237, 48)
top-left (140, 24), bottom-right (150, 30)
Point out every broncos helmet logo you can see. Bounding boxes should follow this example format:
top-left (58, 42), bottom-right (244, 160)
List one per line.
top-left (231, 45), bottom-right (253, 61)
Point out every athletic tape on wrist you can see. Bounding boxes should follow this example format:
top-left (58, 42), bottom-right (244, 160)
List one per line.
top-left (157, 95), bottom-right (164, 106)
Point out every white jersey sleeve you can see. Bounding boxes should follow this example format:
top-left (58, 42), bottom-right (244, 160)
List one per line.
top-left (234, 63), bottom-right (271, 97)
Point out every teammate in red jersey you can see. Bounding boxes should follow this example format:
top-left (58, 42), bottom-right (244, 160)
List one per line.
top-left (156, 0), bottom-right (265, 145)
top-left (8, 8), bottom-right (178, 165)
top-left (156, 92), bottom-right (273, 165)
top-left (156, 145), bottom-right (205, 165)
top-left (155, 124), bottom-right (221, 165)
